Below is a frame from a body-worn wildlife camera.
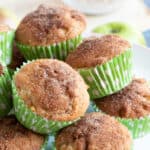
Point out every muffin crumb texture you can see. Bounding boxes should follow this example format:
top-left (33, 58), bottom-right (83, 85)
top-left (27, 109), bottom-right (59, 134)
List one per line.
top-left (66, 35), bottom-right (131, 68)
top-left (56, 112), bottom-right (132, 150)
top-left (16, 5), bottom-right (86, 46)
top-left (96, 78), bottom-right (150, 119)
top-left (0, 116), bottom-right (44, 150)
top-left (14, 59), bottom-right (89, 121)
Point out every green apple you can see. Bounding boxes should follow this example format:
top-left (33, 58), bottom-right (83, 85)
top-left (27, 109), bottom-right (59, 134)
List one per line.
top-left (93, 22), bottom-right (146, 46)
top-left (0, 7), bottom-right (18, 29)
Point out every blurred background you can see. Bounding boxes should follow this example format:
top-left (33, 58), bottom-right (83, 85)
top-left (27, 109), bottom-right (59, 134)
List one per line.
top-left (1, 0), bottom-right (150, 46)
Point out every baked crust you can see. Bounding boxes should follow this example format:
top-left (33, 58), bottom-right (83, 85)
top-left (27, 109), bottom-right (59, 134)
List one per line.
top-left (95, 78), bottom-right (150, 119)
top-left (15, 5), bottom-right (86, 46)
top-left (0, 116), bottom-right (44, 150)
top-left (66, 35), bottom-right (131, 68)
top-left (14, 59), bottom-right (89, 121)
top-left (56, 112), bottom-right (132, 150)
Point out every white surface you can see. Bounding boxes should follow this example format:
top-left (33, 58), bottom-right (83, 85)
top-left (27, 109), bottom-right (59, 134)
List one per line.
top-left (134, 134), bottom-right (150, 150)
top-left (63, 0), bottom-right (123, 15)
top-left (132, 44), bottom-right (150, 150)
top-left (1, 0), bottom-right (150, 31)
top-left (133, 44), bottom-right (150, 80)
top-left (85, 0), bottom-right (150, 31)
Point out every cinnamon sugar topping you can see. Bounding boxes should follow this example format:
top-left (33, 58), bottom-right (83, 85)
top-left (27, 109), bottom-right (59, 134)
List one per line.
top-left (14, 59), bottom-right (89, 121)
top-left (66, 35), bottom-right (131, 68)
top-left (56, 112), bottom-right (132, 150)
top-left (16, 5), bottom-right (86, 46)
top-left (96, 78), bottom-right (150, 119)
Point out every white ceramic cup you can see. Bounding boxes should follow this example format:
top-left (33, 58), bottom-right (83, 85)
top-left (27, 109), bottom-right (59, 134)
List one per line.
top-left (63, 0), bottom-right (125, 15)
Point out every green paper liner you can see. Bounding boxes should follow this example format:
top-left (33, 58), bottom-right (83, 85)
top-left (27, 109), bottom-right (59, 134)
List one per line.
top-left (12, 62), bottom-right (79, 134)
top-left (12, 82), bottom-right (77, 134)
top-left (92, 102), bottom-right (150, 139)
top-left (118, 116), bottom-right (150, 139)
top-left (0, 30), bottom-right (15, 65)
top-left (79, 49), bottom-right (133, 99)
top-left (0, 67), bottom-right (12, 117)
top-left (16, 35), bottom-right (82, 61)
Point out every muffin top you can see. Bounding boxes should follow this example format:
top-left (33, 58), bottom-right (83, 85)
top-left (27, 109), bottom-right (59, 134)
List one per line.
top-left (95, 78), bottom-right (150, 119)
top-left (66, 35), bottom-right (131, 68)
top-left (0, 116), bottom-right (44, 150)
top-left (15, 5), bottom-right (86, 46)
top-left (56, 112), bottom-right (132, 150)
top-left (0, 24), bottom-right (11, 32)
top-left (14, 59), bottom-right (89, 121)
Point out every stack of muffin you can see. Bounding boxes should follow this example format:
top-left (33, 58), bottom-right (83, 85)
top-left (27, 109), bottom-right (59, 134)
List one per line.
top-left (0, 4), bottom-right (150, 150)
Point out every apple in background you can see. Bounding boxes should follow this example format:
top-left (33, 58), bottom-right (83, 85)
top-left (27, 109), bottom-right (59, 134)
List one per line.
top-left (92, 22), bottom-right (146, 46)
top-left (0, 7), bottom-right (18, 29)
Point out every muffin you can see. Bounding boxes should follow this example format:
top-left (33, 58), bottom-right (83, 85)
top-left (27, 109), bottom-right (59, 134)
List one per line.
top-left (9, 43), bottom-right (25, 70)
top-left (0, 116), bottom-right (45, 150)
top-left (56, 112), bottom-right (132, 150)
top-left (12, 59), bottom-right (89, 134)
top-left (0, 64), bottom-right (12, 117)
top-left (66, 34), bottom-right (133, 99)
top-left (0, 24), bottom-right (15, 65)
top-left (95, 78), bottom-right (150, 138)
top-left (15, 5), bottom-right (86, 61)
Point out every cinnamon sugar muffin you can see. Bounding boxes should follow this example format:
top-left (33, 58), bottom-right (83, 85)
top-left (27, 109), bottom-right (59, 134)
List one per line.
top-left (0, 24), bottom-right (14, 65)
top-left (13, 59), bottom-right (89, 134)
top-left (56, 112), bottom-right (132, 150)
top-left (15, 5), bottom-right (86, 60)
top-left (66, 35), bottom-right (133, 99)
top-left (95, 78), bottom-right (150, 119)
top-left (0, 116), bottom-right (44, 150)
top-left (95, 78), bottom-right (150, 138)
top-left (66, 35), bottom-right (131, 68)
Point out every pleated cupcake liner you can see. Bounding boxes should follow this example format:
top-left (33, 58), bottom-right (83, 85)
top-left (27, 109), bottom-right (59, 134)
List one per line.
top-left (0, 31), bottom-right (15, 65)
top-left (0, 67), bottom-right (12, 117)
top-left (16, 35), bottom-right (82, 61)
top-left (12, 61), bottom-right (79, 134)
top-left (118, 116), bottom-right (150, 139)
top-left (42, 102), bottom-right (98, 149)
top-left (91, 102), bottom-right (150, 139)
top-left (79, 49), bottom-right (133, 99)
top-left (12, 82), bottom-right (78, 134)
